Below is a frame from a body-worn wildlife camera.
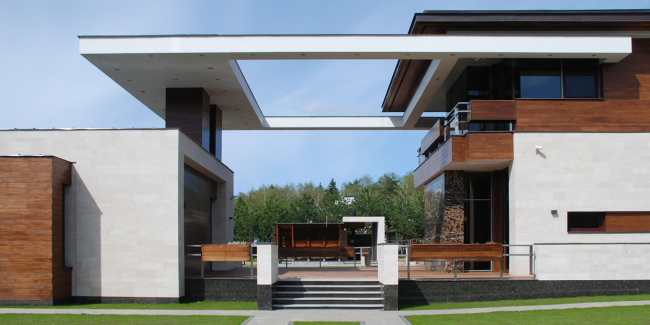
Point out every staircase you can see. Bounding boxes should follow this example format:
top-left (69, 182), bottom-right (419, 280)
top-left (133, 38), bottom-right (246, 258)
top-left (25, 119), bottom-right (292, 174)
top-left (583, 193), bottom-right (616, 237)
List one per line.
top-left (272, 280), bottom-right (384, 309)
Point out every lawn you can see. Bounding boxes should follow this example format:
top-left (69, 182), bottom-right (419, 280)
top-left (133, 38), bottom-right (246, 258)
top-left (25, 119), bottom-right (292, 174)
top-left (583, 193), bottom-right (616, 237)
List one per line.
top-left (400, 294), bottom-right (650, 310)
top-left (0, 314), bottom-right (249, 325)
top-left (0, 301), bottom-right (257, 310)
top-left (406, 305), bottom-right (650, 325)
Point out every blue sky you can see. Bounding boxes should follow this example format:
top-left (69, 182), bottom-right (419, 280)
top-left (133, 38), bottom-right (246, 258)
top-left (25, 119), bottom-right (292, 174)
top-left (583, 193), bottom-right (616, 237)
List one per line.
top-left (1, 0), bottom-right (648, 194)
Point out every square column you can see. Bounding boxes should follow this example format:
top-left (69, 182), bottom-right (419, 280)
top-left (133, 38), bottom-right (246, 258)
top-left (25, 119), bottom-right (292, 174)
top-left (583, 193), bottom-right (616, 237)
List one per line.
top-left (256, 243), bottom-right (278, 310)
top-left (377, 243), bottom-right (399, 311)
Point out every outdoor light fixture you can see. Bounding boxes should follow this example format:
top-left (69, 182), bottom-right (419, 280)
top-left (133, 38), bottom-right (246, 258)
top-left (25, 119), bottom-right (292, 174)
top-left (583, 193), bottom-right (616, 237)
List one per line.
top-left (536, 146), bottom-right (544, 155)
top-left (551, 210), bottom-right (558, 217)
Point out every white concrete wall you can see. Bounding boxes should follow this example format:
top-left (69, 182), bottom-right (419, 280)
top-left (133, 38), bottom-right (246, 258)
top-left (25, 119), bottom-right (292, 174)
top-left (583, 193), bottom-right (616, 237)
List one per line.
top-left (535, 244), bottom-right (650, 280)
top-left (256, 244), bottom-right (278, 285)
top-left (510, 132), bottom-right (650, 278)
top-left (0, 130), bottom-right (181, 298)
top-left (377, 244), bottom-right (399, 285)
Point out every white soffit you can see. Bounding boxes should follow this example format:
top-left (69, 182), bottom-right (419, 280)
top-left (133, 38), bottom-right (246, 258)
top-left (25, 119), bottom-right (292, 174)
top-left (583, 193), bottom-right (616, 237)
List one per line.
top-left (79, 35), bottom-right (632, 130)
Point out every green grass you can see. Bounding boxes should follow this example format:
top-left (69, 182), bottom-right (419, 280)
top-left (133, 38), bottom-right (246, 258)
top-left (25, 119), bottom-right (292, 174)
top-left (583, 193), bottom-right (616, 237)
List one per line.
top-left (292, 322), bottom-right (359, 325)
top-left (405, 305), bottom-right (650, 325)
top-left (0, 314), bottom-right (249, 325)
top-left (400, 294), bottom-right (650, 310)
top-left (0, 300), bottom-right (257, 310)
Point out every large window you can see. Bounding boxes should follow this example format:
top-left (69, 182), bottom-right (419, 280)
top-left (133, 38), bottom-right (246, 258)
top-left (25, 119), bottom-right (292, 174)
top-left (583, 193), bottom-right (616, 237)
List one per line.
top-left (518, 59), bottom-right (562, 99)
top-left (446, 58), bottom-right (601, 110)
top-left (563, 59), bottom-right (600, 98)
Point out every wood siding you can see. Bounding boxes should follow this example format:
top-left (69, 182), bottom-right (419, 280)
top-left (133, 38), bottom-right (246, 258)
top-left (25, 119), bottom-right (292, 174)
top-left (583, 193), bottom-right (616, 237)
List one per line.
top-left (414, 133), bottom-right (513, 189)
top-left (382, 60), bottom-right (432, 112)
top-left (184, 165), bottom-right (216, 276)
top-left (469, 100), bottom-right (517, 121)
top-left (410, 244), bottom-right (503, 262)
top-left (605, 212), bottom-right (650, 232)
top-left (0, 157), bottom-right (72, 303)
top-left (202, 244), bottom-right (249, 262)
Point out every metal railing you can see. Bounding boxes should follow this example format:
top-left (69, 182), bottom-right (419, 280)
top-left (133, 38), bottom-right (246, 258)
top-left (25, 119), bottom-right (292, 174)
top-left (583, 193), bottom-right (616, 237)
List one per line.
top-left (503, 244), bottom-right (535, 278)
top-left (401, 242), bottom-right (535, 280)
top-left (354, 247), bottom-right (372, 268)
top-left (445, 102), bottom-right (470, 140)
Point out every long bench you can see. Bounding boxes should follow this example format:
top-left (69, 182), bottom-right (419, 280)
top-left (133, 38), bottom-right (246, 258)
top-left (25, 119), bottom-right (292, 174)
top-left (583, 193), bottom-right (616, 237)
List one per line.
top-left (201, 244), bottom-right (253, 278)
top-left (279, 247), bottom-right (356, 267)
top-left (410, 244), bottom-right (504, 279)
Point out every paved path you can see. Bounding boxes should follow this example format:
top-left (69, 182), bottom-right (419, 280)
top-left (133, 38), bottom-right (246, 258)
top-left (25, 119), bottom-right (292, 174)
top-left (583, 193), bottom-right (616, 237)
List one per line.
top-left (1, 300), bottom-right (649, 325)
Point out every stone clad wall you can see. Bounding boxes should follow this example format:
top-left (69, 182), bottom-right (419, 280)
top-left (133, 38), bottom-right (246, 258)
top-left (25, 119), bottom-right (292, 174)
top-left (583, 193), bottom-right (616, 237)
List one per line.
top-left (423, 171), bottom-right (465, 271)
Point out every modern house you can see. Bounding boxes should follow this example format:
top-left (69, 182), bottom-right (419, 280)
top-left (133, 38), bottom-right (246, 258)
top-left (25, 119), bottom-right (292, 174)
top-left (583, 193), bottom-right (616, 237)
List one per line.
top-left (1, 9), bottom-right (650, 306)
top-left (400, 10), bottom-right (650, 280)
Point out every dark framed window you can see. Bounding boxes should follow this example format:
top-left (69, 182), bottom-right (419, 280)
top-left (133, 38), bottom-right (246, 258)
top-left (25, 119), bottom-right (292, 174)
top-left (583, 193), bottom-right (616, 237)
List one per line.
top-left (563, 59), bottom-right (600, 98)
top-left (567, 212), bottom-right (606, 232)
top-left (518, 59), bottom-right (562, 99)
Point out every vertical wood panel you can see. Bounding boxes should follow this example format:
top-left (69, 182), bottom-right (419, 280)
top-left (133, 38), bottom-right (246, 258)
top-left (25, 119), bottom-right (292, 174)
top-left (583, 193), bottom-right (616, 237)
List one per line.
top-left (0, 157), bottom-right (72, 303)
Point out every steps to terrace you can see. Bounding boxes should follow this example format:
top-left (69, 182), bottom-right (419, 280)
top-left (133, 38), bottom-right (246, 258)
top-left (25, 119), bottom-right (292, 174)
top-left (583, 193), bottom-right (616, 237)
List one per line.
top-left (272, 280), bottom-right (384, 310)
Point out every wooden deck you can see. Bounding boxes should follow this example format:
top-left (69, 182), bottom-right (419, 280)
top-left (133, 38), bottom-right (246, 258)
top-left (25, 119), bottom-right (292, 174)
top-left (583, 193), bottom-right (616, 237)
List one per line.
top-left (199, 264), bottom-right (534, 281)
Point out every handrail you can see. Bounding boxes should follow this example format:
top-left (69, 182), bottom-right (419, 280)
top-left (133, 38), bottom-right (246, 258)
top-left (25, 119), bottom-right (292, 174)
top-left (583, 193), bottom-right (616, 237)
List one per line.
top-left (503, 244), bottom-right (535, 278)
top-left (445, 102), bottom-right (470, 139)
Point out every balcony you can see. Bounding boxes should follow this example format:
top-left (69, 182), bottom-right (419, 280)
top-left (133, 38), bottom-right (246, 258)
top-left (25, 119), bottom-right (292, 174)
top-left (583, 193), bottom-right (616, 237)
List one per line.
top-left (414, 100), bottom-right (515, 189)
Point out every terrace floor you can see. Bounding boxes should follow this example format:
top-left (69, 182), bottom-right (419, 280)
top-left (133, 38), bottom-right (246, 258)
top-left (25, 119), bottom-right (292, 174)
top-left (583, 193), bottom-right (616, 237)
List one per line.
top-left (199, 264), bottom-right (535, 281)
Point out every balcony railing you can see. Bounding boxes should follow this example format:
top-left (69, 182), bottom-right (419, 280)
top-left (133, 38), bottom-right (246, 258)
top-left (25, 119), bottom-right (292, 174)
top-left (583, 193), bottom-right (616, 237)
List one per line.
top-left (417, 101), bottom-right (515, 167)
top-left (445, 102), bottom-right (471, 140)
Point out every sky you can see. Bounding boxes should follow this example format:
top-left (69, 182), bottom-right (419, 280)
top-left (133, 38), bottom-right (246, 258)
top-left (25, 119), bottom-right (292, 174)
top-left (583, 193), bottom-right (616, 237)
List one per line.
top-left (1, 0), bottom-right (649, 194)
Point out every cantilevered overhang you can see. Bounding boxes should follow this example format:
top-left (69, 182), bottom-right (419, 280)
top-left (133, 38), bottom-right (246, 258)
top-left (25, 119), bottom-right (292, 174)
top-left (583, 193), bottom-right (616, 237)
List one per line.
top-left (79, 35), bottom-right (631, 130)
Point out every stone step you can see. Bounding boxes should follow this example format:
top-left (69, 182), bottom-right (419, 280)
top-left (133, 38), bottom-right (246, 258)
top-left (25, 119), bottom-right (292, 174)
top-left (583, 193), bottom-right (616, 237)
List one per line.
top-left (273, 303), bottom-right (384, 309)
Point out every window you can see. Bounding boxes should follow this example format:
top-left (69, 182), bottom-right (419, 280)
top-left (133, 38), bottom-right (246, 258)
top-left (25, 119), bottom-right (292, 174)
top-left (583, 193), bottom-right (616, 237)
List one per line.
top-left (567, 212), bottom-right (605, 232)
top-left (518, 59), bottom-right (562, 99)
top-left (563, 59), bottom-right (599, 98)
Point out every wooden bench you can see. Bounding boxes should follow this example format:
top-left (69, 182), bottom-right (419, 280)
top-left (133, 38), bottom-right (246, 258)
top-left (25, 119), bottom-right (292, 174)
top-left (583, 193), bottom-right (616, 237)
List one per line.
top-left (410, 244), bottom-right (504, 279)
top-left (279, 247), bottom-right (355, 267)
top-left (200, 244), bottom-right (252, 278)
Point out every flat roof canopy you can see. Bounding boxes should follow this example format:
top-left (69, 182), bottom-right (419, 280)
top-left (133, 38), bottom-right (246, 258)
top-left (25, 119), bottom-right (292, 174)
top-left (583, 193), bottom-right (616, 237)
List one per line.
top-left (79, 35), bottom-right (631, 130)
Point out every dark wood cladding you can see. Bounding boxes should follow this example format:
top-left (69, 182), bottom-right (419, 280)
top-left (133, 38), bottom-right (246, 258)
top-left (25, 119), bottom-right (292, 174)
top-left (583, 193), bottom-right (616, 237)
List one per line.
top-left (605, 212), bottom-right (650, 232)
top-left (414, 133), bottom-right (513, 189)
top-left (166, 88), bottom-right (211, 152)
top-left (209, 105), bottom-right (223, 161)
top-left (420, 119), bottom-right (444, 153)
top-left (184, 165), bottom-right (216, 276)
top-left (382, 60), bottom-right (432, 112)
top-left (469, 100), bottom-right (517, 121)
top-left (0, 157), bottom-right (72, 303)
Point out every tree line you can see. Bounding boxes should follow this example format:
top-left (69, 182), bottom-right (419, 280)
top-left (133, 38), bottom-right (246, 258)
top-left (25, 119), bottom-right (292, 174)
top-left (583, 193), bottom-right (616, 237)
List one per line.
top-left (234, 172), bottom-right (425, 242)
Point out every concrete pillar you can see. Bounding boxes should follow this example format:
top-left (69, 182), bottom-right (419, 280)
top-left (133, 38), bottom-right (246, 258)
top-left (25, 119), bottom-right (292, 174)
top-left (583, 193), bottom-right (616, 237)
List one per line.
top-left (256, 243), bottom-right (278, 310)
top-left (378, 243), bottom-right (399, 311)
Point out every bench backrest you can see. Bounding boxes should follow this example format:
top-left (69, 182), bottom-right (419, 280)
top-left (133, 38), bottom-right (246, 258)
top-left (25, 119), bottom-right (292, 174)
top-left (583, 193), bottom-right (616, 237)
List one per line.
top-left (410, 244), bottom-right (502, 261)
top-left (202, 244), bottom-right (250, 262)
top-left (279, 246), bottom-right (355, 258)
